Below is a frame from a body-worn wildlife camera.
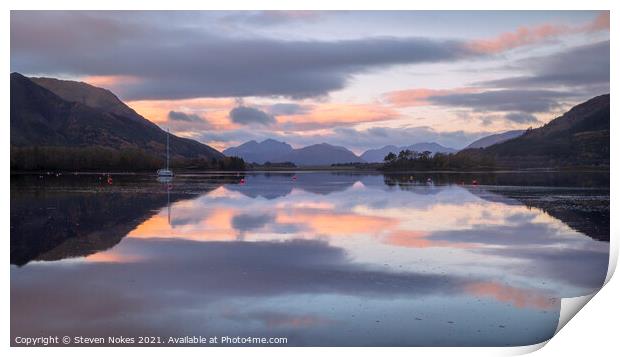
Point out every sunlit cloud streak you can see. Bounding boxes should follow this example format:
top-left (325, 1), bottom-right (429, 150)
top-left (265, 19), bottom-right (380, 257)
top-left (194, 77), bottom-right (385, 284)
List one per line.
top-left (466, 11), bottom-right (609, 54)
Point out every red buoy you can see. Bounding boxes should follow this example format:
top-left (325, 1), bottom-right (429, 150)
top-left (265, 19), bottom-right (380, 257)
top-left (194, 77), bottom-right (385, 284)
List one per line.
top-left (107, 176), bottom-right (113, 185)
top-left (472, 179), bottom-right (478, 185)
top-left (240, 178), bottom-right (245, 184)
top-left (292, 175), bottom-right (297, 180)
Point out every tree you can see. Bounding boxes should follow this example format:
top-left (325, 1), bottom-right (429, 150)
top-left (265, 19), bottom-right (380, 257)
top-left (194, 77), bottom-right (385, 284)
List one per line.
top-left (384, 152), bottom-right (397, 163)
top-left (398, 149), bottom-right (413, 160)
top-left (420, 150), bottom-right (432, 160)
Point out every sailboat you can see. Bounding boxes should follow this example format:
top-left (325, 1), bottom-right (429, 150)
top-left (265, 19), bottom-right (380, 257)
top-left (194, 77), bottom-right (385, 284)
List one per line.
top-left (157, 128), bottom-right (174, 178)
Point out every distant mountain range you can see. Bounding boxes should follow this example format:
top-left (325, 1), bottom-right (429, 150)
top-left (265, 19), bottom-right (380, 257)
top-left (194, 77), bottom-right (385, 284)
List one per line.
top-left (360, 143), bottom-right (457, 163)
top-left (282, 143), bottom-right (363, 166)
top-left (459, 94), bottom-right (609, 168)
top-left (11, 72), bottom-right (223, 169)
top-left (465, 130), bottom-right (525, 149)
top-left (225, 140), bottom-right (363, 166)
top-left (223, 139), bottom-right (293, 164)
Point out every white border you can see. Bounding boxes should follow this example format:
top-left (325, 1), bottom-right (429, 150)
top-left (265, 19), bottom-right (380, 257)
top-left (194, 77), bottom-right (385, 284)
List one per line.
top-left (2, 1), bottom-right (617, 356)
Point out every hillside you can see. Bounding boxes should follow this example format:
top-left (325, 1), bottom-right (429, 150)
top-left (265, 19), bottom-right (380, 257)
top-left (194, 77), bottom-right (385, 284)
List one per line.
top-left (30, 76), bottom-right (157, 127)
top-left (463, 94), bottom-right (610, 168)
top-left (11, 73), bottom-right (229, 170)
top-left (465, 130), bottom-right (525, 149)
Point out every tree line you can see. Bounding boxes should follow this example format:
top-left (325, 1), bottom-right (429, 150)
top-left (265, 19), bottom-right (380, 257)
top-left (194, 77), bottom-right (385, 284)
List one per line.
top-left (10, 146), bottom-right (246, 172)
top-left (381, 149), bottom-right (496, 171)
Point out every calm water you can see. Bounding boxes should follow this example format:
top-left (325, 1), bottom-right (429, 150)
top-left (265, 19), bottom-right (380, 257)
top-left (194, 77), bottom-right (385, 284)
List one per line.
top-left (10, 171), bottom-right (609, 346)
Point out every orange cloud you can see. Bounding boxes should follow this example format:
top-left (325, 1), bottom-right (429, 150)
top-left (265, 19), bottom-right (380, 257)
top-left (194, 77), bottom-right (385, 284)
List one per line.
top-left (384, 87), bottom-right (478, 107)
top-left (81, 74), bottom-right (142, 89)
top-left (278, 209), bottom-right (397, 236)
top-left (277, 102), bottom-right (399, 129)
top-left (585, 11), bottom-right (610, 32)
top-left (260, 314), bottom-right (331, 328)
top-left (384, 230), bottom-right (478, 249)
top-left (126, 98), bottom-right (235, 128)
top-left (124, 97), bottom-right (397, 131)
top-left (467, 11), bottom-right (609, 54)
top-left (127, 207), bottom-right (238, 241)
top-left (85, 250), bottom-right (142, 263)
top-left (465, 282), bottom-right (556, 310)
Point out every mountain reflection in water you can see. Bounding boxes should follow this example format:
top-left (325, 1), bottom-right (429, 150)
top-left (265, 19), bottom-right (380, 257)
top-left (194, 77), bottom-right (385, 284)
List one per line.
top-left (10, 171), bottom-right (609, 346)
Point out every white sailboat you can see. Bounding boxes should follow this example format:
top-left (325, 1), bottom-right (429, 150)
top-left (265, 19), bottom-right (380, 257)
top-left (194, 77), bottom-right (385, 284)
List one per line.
top-left (157, 128), bottom-right (174, 177)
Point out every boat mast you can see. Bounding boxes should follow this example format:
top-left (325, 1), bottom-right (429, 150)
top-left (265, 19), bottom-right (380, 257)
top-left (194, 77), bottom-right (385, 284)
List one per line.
top-left (166, 128), bottom-right (170, 170)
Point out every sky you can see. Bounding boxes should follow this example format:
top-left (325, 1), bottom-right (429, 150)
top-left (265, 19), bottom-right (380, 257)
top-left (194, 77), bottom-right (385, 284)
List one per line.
top-left (10, 11), bottom-right (610, 153)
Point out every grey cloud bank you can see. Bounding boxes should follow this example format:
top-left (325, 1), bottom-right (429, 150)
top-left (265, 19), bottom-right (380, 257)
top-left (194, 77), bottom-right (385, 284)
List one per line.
top-left (11, 11), bottom-right (474, 100)
top-left (230, 106), bottom-right (277, 126)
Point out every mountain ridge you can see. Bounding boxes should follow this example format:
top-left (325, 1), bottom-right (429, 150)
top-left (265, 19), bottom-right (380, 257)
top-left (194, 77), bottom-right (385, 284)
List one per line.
top-left (458, 94), bottom-right (610, 168)
top-left (465, 130), bottom-right (525, 149)
top-left (10, 72), bottom-right (227, 170)
top-left (224, 140), bottom-right (364, 166)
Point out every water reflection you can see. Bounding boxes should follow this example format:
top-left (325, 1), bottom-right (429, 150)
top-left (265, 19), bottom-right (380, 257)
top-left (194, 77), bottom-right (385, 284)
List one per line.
top-left (10, 171), bottom-right (609, 346)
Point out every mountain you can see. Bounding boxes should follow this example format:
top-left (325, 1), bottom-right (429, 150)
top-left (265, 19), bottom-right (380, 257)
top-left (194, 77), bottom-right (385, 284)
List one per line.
top-left (361, 142), bottom-right (457, 163)
top-left (280, 143), bottom-right (364, 166)
top-left (465, 130), bottom-right (525, 149)
top-left (223, 139), bottom-right (293, 164)
top-left (11, 73), bottom-right (224, 169)
top-left (460, 94), bottom-right (610, 168)
top-left (224, 140), bottom-right (364, 166)
top-left (30, 76), bottom-right (157, 127)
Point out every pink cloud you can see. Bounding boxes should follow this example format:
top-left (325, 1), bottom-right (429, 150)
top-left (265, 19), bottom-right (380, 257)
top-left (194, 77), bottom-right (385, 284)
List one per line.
top-left (464, 282), bottom-right (556, 310)
top-left (467, 11), bottom-right (609, 54)
top-left (384, 87), bottom-right (479, 107)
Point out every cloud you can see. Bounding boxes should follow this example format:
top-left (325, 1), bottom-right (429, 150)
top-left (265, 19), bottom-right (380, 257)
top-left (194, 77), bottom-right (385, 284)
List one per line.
top-left (268, 103), bottom-right (311, 116)
top-left (426, 89), bottom-right (573, 113)
top-left (229, 106), bottom-right (276, 126)
top-left (277, 102), bottom-right (398, 131)
top-left (478, 40), bottom-right (610, 91)
top-left (384, 87), bottom-right (478, 107)
top-left (466, 11), bottom-right (609, 54)
top-left (504, 112), bottom-right (540, 124)
top-left (221, 10), bottom-right (325, 27)
top-left (11, 11), bottom-right (610, 102)
top-left (231, 213), bottom-right (275, 232)
top-left (168, 110), bottom-right (205, 122)
top-left (477, 246), bottom-right (608, 291)
top-left (10, 11), bottom-right (473, 100)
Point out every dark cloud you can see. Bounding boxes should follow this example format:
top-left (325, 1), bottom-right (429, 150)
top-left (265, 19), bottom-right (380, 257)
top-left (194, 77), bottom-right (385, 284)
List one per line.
top-left (11, 238), bottom-right (471, 339)
top-left (168, 110), bottom-right (204, 122)
top-left (10, 11), bottom-right (473, 100)
top-left (478, 41), bottom-right (610, 90)
top-left (221, 10), bottom-right (325, 27)
top-left (231, 213), bottom-right (275, 232)
top-left (425, 222), bottom-right (567, 246)
top-left (504, 112), bottom-right (540, 124)
top-left (229, 106), bottom-right (276, 126)
top-left (428, 89), bottom-right (573, 113)
top-left (478, 247), bottom-right (608, 292)
top-left (268, 103), bottom-right (311, 115)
